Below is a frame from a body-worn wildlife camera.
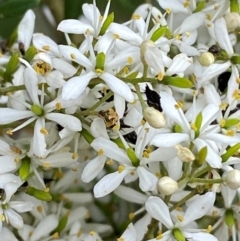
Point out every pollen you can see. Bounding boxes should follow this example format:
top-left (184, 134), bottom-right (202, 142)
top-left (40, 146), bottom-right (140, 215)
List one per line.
top-left (98, 149), bottom-right (104, 156)
top-left (118, 165), bottom-right (125, 173)
top-left (106, 159), bottom-right (114, 165)
top-left (127, 57), bottom-right (133, 64)
top-left (132, 14), bottom-right (141, 20)
top-left (129, 213), bottom-right (135, 219)
top-left (72, 152), bottom-right (78, 159)
top-left (40, 128), bottom-right (49, 135)
top-left (6, 129), bottom-right (13, 135)
top-left (70, 53), bottom-right (76, 59)
top-left (10, 145), bottom-right (22, 154)
top-left (55, 102), bottom-right (62, 110)
top-left (89, 231), bottom-right (96, 236)
top-left (42, 45), bottom-right (50, 51)
top-left (226, 130), bottom-right (235, 136)
top-left (157, 72), bottom-right (164, 81)
top-left (177, 215), bottom-right (184, 222)
top-left (33, 61), bottom-right (52, 75)
top-left (37, 205), bottom-right (43, 213)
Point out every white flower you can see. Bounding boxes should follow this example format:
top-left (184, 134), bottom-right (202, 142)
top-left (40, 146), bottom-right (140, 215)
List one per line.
top-left (145, 192), bottom-right (217, 240)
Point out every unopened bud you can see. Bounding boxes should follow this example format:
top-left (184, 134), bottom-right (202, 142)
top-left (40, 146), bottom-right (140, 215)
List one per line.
top-left (198, 52), bottom-right (215, 67)
top-left (175, 145), bottom-right (195, 162)
top-left (26, 187), bottom-right (52, 201)
top-left (157, 176), bottom-right (178, 195)
top-left (223, 169), bottom-right (240, 190)
top-left (143, 107), bottom-right (166, 129)
top-left (224, 12), bottom-right (240, 32)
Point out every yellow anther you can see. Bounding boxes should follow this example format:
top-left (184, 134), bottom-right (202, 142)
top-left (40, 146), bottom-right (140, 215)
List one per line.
top-left (71, 152), bottom-right (78, 159)
top-left (177, 215), bottom-right (184, 222)
top-left (0, 51), bottom-right (2, 57)
top-left (117, 238), bottom-right (124, 241)
top-left (124, 67), bottom-right (129, 74)
top-left (14, 157), bottom-right (20, 163)
top-left (98, 149), bottom-right (104, 156)
top-left (106, 159), bottom-right (114, 165)
top-left (85, 29), bottom-right (91, 35)
top-left (95, 68), bottom-right (103, 74)
top-left (55, 102), bottom-right (62, 110)
top-left (220, 119), bottom-right (226, 127)
top-left (77, 230), bottom-right (82, 237)
top-left (89, 231), bottom-right (96, 236)
top-left (10, 145), bottom-right (22, 154)
top-left (85, 211), bottom-right (91, 219)
top-left (219, 103), bottom-right (228, 110)
top-left (72, 167), bottom-right (78, 171)
top-left (176, 207), bottom-right (182, 211)
top-left (118, 165), bottom-right (125, 173)
top-left (214, 5), bottom-right (218, 10)
top-left (157, 72), bottom-right (164, 81)
top-left (70, 53), bottom-right (76, 59)
top-left (0, 214), bottom-right (5, 221)
top-left (33, 62), bottom-right (51, 75)
top-left (143, 151), bottom-right (150, 158)
top-left (141, 119), bottom-right (146, 125)
top-left (52, 232), bottom-right (59, 239)
top-left (226, 130), bottom-right (235, 136)
top-left (6, 129), bottom-right (13, 135)
top-left (129, 213), bottom-right (135, 219)
top-left (99, 15), bottom-right (103, 21)
top-left (193, 90), bottom-right (198, 96)
top-left (165, 8), bottom-right (171, 14)
top-left (185, 31), bottom-right (190, 37)
top-left (40, 128), bottom-right (49, 135)
top-left (190, 123), bottom-right (197, 131)
top-left (113, 124), bottom-right (120, 131)
top-left (113, 33), bottom-right (120, 39)
top-left (127, 57), bottom-right (133, 64)
top-left (43, 162), bottom-right (51, 168)
top-left (174, 101), bottom-right (183, 109)
top-left (183, 0), bottom-right (190, 8)
top-left (37, 205), bottom-right (43, 213)
top-left (175, 34), bottom-right (182, 40)
top-left (45, 187), bottom-right (50, 192)
top-left (155, 172), bottom-right (161, 178)
top-left (206, 14), bottom-right (212, 21)
top-left (130, 171), bottom-right (135, 175)
top-left (156, 234), bottom-right (163, 240)
top-left (42, 45), bottom-right (50, 51)
top-left (236, 77), bottom-right (240, 84)
top-left (207, 225), bottom-right (212, 233)
top-left (132, 14), bottom-right (141, 20)
top-left (233, 89), bottom-right (240, 100)
top-left (212, 210), bottom-right (218, 216)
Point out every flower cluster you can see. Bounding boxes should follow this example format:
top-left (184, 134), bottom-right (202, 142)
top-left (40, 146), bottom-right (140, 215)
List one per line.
top-left (1, 0), bottom-right (240, 240)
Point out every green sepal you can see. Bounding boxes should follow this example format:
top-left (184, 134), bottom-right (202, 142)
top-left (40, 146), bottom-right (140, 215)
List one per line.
top-left (80, 128), bottom-right (94, 144)
top-left (194, 112), bottom-right (202, 138)
top-left (26, 187), bottom-right (52, 201)
top-left (230, 55), bottom-right (240, 64)
top-left (150, 26), bottom-right (167, 42)
top-left (55, 215), bottom-right (68, 233)
top-left (224, 118), bottom-right (240, 128)
top-left (193, 1), bottom-right (206, 13)
top-left (6, 28), bottom-right (18, 48)
top-left (165, 28), bottom-right (172, 39)
top-left (162, 76), bottom-right (193, 88)
top-left (172, 228), bottom-right (185, 241)
top-left (24, 46), bottom-right (37, 62)
top-left (31, 104), bottom-right (44, 116)
top-left (221, 143), bottom-right (240, 162)
top-left (230, 0), bottom-right (239, 13)
top-left (194, 146), bottom-right (207, 167)
top-left (3, 52), bottom-right (19, 82)
top-left (95, 52), bottom-right (105, 71)
top-left (225, 209), bottom-right (235, 227)
top-left (19, 156), bottom-right (31, 180)
top-left (127, 148), bottom-right (140, 167)
top-left (173, 124), bottom-right (182, 133)
top-left (100, 12), bottom-right (114, 35)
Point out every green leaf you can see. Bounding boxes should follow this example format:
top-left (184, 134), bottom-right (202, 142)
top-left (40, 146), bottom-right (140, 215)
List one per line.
top-left (0, 0), bottom-right (40, 38)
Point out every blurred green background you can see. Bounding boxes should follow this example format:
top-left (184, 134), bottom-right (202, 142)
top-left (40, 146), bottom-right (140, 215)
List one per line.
top-left (0, 0), bottom-right (155, 44)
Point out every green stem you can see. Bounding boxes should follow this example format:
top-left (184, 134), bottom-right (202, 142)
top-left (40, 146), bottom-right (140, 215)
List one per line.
top-left (142, 219), bottom-right (159, 241)
top-left (134, 83), bottom-right (147, 110)
top-left (169, 188), bottom-right (198, 212)
top-left (189, 178), bottom-right (223, 184)
top-left (0, 85), bottom-right (25, 95)
top-left (143, 64), bottom-right (148, 79)
top-left (193, 165), bottom-right (212, 178)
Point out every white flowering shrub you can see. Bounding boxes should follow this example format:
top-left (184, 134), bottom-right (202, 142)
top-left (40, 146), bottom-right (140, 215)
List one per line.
top-left (1, 0), bottom-right (240, 240)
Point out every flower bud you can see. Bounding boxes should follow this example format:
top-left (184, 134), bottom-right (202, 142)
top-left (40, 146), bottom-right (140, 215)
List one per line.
top-left (143, 107), bottom-right (166, 129)
top-left (19, 156), bottom-right (31, 180)
top-left (198, 52), bottom-right (215, 67)
top-left (175, 144), bottom-right (195, 162)
top-left (225, 209), bottom-right (235, 227)
top-left (26, 187), bottom-right (52, 201)
top-left (157, 176), bottom-right (178, 195)
top-left (224, 12), bottom-right (240, 32)
top-left (223, 169), bottom-right (240, 189)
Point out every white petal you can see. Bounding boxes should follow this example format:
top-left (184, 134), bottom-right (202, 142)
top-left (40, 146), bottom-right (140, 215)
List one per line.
top-left (201, 104), bottom-right (219, 132)
top-left (101, 72), bottom-right (134, 103)
top-left (0, 156), bottom-right (18, 174)
top-left (145, 196), bottom-right (174, 229)
top-left (151, 133), bottom-right (189, 147)
top-left (45, 113), bottom-right (82, 131)
top-left (0, 108), bottom-right (33, 125)
top-left (9, 201), bottom-right (34, 213)
top-left (57, 19), bottom-right (95, 34)
top-left (182, 192), bottom-right (215, 226)
top-left (157, 0), bottom-right (188, 13)
top-left (90, 118), bottom-right (109, 138)
top-left (30, 214), bottom-right (58, 241)
top-left (204, 84), bottom-right (221, 106)
top-left (4, 209), bottom-right (23, 229)
top-left (119, 223), bottom-right (137, 241)
top-left (81, 155), bottom-right (106, 183)
top-left (62, 72), bottom-right (96, 100)
top-left (114, 94), bottom-right (125, 119)
top-left (1, 227), bottom-right (18, 241)
top-left (137, 166), bottom-right (158, 192)
top-left (147, 147), bottom-right (177, 163)
top-left (52, 58), bottom-right (76, 78)
top-left (93, 170), bottom-right (129, 198)
top-left (91, 137), bottom-right (130, 165)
